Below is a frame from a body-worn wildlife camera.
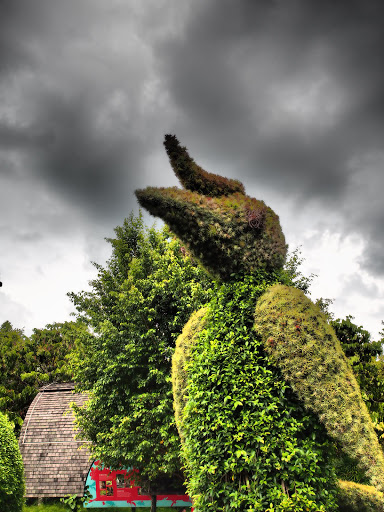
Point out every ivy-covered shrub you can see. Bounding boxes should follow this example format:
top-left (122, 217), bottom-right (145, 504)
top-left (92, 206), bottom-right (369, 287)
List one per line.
top-left (254, 284), bottom-right (384, 492)
top-left (337, 480), bottom-right (384, 512)
top-left (0, 412), bottom-right (25, 512)
top-left (174, 273), bottom-right (338, 512)
top-left (136, 136), bottom-right (287, 280)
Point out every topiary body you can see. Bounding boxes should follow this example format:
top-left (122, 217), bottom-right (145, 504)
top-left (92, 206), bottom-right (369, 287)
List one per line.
top-left (172, 307), bottom-right (208, 442)
top-left (136, 135), bottom-right (384, 511)
top-left (173, 275), bottom-right (339, 511)
top-left (0, 412), bottom-right (25, 512)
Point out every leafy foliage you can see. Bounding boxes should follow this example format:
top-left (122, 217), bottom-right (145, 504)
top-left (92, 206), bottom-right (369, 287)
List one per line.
top-left (172, 307), bottom-right (208, 442)
top-left (254, 284), bottom-right (384, 492)
top-left (69, 213), bottom-right (213, 492)
top-left (136, 135), bottom-right (287, 280)
top-left (0, 411), bottom-right (25, 512)
top-left (175, 273), bottom-right (338, 512)
top-left (283, 247), bottom-right (317, 295)
top-left (0, 320), bottom-right (85, 434)
top-left (0, 321), bottom-right (34, 431)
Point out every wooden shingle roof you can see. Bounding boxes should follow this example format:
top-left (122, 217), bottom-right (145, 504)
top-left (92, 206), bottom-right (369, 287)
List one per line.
top-left (19, 382), bottom-right (92, 498)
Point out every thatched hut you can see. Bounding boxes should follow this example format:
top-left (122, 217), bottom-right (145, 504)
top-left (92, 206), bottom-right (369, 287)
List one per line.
top-left (19, 382), bottom-right (91, 499)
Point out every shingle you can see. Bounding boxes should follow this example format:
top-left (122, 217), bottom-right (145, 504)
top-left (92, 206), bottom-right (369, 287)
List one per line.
top-left (19, 383), bottom-right (92, 498)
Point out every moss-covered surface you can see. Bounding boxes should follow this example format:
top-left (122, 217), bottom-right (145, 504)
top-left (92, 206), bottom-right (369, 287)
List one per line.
top-left (254, 284), bottom-right (384, 492)
top-left (139, 134), bottom-right (384, 511)
top-left (136, 136), bottom-right (286, 280)
top-left (337, 480), bottom-right (384, 512)
top-left (163, 134), bottom-right (245, 197)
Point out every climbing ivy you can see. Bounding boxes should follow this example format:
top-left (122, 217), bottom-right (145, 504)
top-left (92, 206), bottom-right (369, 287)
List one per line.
top-left (176, 272), bottom-right (338, 512)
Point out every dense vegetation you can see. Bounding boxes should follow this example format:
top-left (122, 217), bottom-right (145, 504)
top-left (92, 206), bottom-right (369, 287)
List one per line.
top-left (0, 411), bottom-right (25, 511)
top-left (0, 320), bottom-right (86, 434)
top-left (68, 212), bottom-right (213, 494)
top-left (136, 136), bottom-right (287, 281)
top-left (255, 284), bottom-right (384, 492)
top-left (174, 273), bottom-right (339, 512)
top-left (138, 134), bottom-right (384, 511)
top-left (1, 167), bottom-right (384, 510)
top-left (331, 316), bottom-right (384, 428)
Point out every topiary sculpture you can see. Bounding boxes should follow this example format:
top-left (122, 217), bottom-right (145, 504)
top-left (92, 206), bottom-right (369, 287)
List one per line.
top-left (0, 412), bottom-right (25, 512)
top-left (136, 135), bottom-right (384, 512)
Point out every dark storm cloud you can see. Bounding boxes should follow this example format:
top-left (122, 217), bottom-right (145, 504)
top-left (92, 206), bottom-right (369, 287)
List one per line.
top-left (0, 122), bottom-right (52, 150)
top-left (0, 0), bottom-right (167, 222)
top-left (157, 0), bottom-right (384, 274)
top-left (1, 0), bottom-right (384, 276)
top-left (30, 90), bottom-right (144, 217)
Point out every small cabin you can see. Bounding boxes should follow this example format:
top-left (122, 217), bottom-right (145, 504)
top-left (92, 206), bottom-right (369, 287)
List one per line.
top-left (19, 382), bottom-right (91, 499)
top-left (19, 383), bottom-right (192, 508)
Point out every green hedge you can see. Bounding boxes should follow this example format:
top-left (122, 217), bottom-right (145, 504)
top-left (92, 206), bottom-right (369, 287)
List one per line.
top-left (0, 412), bottom-right (25, 512)
top-left (174, 274), bottom-right (339, 511)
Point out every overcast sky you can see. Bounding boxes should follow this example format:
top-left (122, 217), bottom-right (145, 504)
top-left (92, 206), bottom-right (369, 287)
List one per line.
top-left (1, 0), bottom-right (384, 339)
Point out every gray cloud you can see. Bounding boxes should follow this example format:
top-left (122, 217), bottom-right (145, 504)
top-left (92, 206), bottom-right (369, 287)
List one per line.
top-left (1, 0), bottom-right (384, 286)
top-left (156, 0), bottom-right (384, 274)
top-left (0, 122), bottom-right (52, 150)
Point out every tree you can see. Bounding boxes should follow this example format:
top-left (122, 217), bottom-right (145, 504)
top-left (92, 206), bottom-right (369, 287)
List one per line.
top-left (283, 246), bottom-right (317, 295)
top-left (69, 212), bottom-right (213, 503)
top-left (0, 321), bottom-right (35, 431)
top-left (25, 320), bottom-right (88, 385)
top-left (0, 320), bottom-right (85, 434)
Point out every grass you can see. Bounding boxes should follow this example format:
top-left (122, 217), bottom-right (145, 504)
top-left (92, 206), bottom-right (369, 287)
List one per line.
top-left (23, 503), bottom-right (179, 512)
top-left (23, 505), bottom-right (67, 512)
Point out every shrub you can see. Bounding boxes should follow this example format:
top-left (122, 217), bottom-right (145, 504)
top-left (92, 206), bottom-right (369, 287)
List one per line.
top-left (172, 307), bottom-right (208, 441)
top-left (0, 411), bottom-right (25, 512)
top-left (174, 274), bottom-right (339, 511)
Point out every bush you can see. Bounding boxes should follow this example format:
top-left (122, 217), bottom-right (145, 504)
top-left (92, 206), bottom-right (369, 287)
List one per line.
top-left (0, 411), bottom-right (25, 512)
top-left (174, 273), bottom-right (339, 511)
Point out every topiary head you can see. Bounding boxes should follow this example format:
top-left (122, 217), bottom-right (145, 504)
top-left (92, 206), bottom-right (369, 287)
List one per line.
top-left (135, 135), bottom-right (287, 280)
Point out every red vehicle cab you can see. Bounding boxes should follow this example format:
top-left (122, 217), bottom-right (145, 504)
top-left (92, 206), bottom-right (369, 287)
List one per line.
top-left (85, 462), bottom-right (192, 508)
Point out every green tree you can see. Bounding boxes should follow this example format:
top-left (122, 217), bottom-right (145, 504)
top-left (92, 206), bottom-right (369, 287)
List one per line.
top-left (0, 321), bottom-right (35, 431)
top-left (0, 320), bottom-right (85, 434)
top-left (69, 212), bottom-right (213, 500)
top-left (0, 411), bottom-right (25, 512)
top-left (283, 246), bottom-right (317, 295)
top-left (24, 320), bottom-right (88, 385)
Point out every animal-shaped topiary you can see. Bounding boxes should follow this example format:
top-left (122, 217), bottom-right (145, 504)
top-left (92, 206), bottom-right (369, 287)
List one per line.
top-left (136, 135), bottom-right (384, 512)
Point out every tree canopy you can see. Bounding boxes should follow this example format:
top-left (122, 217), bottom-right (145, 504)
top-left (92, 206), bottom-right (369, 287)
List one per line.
top-left (0, 320), bottom-right (85, 433)
top-left (69, 212), bottom-right (213, 493)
